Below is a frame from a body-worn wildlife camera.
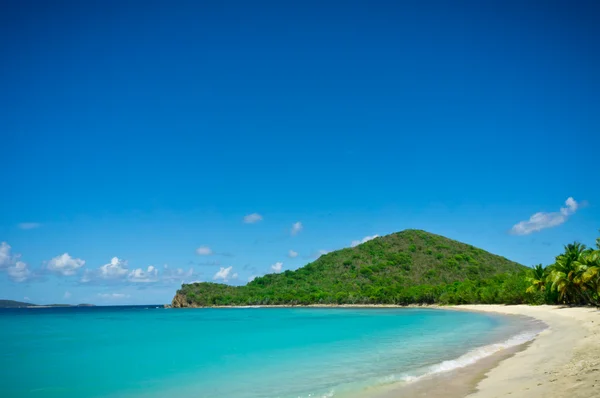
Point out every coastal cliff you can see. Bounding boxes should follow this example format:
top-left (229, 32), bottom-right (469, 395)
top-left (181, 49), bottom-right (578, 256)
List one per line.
top-left (171, 292), bottom-right (196, 308)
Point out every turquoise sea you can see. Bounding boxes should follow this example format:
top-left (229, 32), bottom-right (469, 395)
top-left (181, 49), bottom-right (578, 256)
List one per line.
top-left (0, 306), bottom-right (543, 398)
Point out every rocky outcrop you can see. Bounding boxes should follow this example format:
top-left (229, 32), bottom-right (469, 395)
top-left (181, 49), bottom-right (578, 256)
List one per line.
top-left (171, 293), bottom-right (188, 308)
top-left (170, 293), bottom-right (205, 308)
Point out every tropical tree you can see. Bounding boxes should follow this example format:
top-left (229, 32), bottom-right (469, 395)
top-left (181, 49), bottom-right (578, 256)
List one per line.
top-left (547, 242), bottom-right (587, 304)
top-left (526, 264), bottom-right (547, 294)
top-left (575, 249), bottom-right (600, 306)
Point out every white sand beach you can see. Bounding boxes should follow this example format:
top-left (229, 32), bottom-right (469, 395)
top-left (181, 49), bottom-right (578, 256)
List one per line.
top-left (457, 305), bottom-right (600, 398)
top-left (368, 305), bottom-right (599, 398)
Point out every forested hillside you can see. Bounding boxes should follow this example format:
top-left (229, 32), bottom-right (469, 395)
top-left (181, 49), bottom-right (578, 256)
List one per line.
top-left (173, 230), bottom-right (530, 307)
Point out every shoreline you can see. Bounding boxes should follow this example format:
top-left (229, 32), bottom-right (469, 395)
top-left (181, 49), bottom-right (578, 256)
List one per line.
top-left (167, 304), bottom-right (599, 397)
top-left (192, 304), bottom-right (599, 397)
top-left (349, 304), bottom-right (598, 398)
top-left (450, 305), bottom-right (599, 398)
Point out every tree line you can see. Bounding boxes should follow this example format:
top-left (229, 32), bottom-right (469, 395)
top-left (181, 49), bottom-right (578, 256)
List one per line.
top-left (526, 236), bottom-right (600, 306)
top-left (173, 231), bottom-right (599, 307)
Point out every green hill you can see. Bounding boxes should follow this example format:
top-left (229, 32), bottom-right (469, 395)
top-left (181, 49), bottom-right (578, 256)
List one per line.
top-left (172, 229), bottom-right (530, 307)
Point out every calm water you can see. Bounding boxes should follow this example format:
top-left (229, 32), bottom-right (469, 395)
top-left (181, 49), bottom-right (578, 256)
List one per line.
top-left (0, 306), bottom-right (542, 398)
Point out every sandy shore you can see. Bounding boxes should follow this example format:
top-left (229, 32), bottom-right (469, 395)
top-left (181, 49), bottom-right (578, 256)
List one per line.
top-left (363, 305), bottom-right (599, 398)
top-left (455, 305), bottom-right (600, 398)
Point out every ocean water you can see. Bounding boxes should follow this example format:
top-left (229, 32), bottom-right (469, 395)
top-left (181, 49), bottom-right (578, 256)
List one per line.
top-left (0, 306), bottom-right (544, 398)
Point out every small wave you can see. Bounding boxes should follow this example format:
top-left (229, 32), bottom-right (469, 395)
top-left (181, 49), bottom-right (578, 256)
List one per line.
top-left (381, 329), bottom-right (543, 386)
top-left (427, 330), bottom-right (539, 374)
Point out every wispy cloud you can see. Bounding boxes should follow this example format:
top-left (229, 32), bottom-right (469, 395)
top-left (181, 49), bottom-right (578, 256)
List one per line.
top-left (18, 222), bottom-right (41, 230)
top-left (161, 266), bottom-right (194, 283)
top-left (510, 197), bottom-right (582, 235)
top-left (98, 293), bottom-right (130, 300)
top-left (47, 253), bottom-right (86, 276)
top-left (291, 222), bottom-right (303, 236)
top-left (288, 250), bottom-right (298, 258)
top-left (243, 213), bottom-right (263, 224)
top-left (128, 266), bottom-right (159, 283)
top-left (195, 260), bottom-right (222, 267)
top-left (271, 262), bottom-right (283, 273)
top-left (195, 246), bottom-right (233, 257)
top-left (196, 246), bottom-right (213, 255)
top-left (63, 291), bottom-right (71, 299)
top-left (213, 266), bottom-right (237, 282)
top-left (351, 235), bottom-right (379, 247)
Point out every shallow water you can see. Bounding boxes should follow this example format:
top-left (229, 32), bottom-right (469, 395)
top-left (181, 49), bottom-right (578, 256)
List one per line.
top-left (0, 306), bottom-right (543, 398)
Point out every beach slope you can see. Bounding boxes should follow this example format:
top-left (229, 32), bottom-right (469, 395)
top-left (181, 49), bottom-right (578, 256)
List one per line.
top-left (459, 305), bottom-right (599, 398)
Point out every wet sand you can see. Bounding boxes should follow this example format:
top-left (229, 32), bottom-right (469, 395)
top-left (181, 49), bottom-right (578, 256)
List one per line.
top-left (375, 305), bottom-right (599, 398)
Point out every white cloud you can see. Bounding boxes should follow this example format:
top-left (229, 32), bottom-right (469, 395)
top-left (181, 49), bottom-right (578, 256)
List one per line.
top-left (18, 222), bottom-right (41, 230)
top-left (0, 242), bottom-right (14, 269)
top-left (351, 235), bottom-right (379, 247)
top-left (47, 253), bottom-right (86, 276)
top-left (99, 257), bottom-right (129, 279)
top-left (196, 246), bottom-right (213, 256)
top-left (128, 265), bottom-right (159, 283)
top-left (271, 262), bottom-right (283, 273)
top-left (98, 293), bottom-right (130, 299)
top-left (0, 242), bottom-right (31, 282)
top-left (232, 272), bottom-right (238, 279)
top-left (24, 296), bottom-right (30, 301)
top-left (318, 249), bottom-right (330, 256)
top-left (288, 250), bottom-right (298, 258)
top-left (81, 257), bottom-right (193, 285)
top-left (213, 266), bottom-right (235, 281)
top-left (510, 197), bottom-right (581, 235)
top-left (7, 261), bottom-right (31, 282)
top-left (63, 291), bottom-right (71, 299)
top-left (291, 222), bottom-right (303, 236)
top-left (248, 275), bottom-right (257, 282)
top-left (244, 213), bottom-right (263, 224)
top-left (162, 267), bottom-right (194, 283)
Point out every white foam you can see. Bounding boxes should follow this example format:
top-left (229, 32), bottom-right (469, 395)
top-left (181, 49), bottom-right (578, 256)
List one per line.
top-left (427, 330), bottom-right (539, 374)
top-left (385, 329), bottom-right (543, 385)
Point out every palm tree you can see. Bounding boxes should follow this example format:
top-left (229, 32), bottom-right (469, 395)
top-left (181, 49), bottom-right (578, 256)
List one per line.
top-left (576, 249), bottom-right (600, 306)
top-left (526, 264), bottom-right (547, 294)
top-left (563, 242), bottom-right (587, 262)
top-left (548, 242), bottom-right (587, 304)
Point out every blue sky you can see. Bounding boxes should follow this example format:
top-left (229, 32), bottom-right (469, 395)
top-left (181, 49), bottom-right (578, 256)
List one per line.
top-left (1, 0), bottom-right (598, 305)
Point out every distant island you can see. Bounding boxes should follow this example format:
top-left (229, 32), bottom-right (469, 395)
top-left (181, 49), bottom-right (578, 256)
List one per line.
top-left (0, 300), bottom-right (95, 308)
top-left (173, 229), bottom-right (600, 308)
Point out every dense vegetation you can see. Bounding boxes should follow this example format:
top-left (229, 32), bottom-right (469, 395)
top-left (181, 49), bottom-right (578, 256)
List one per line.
top-left (173, 230), bottom-right (600, 307)
top-left (173, 230), bottom-right (536, 306)
top-left (526, 236), bottom-right (600, 306)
